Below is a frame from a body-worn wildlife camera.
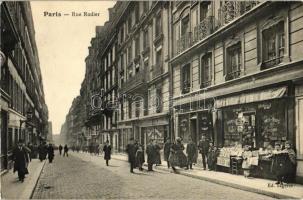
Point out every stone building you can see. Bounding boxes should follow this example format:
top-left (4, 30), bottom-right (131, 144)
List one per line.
top-left (0, 2), bottom-right (49, 171)
top-left (170, 1), bottom-right (303, 183)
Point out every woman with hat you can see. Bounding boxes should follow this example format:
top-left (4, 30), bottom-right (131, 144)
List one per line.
top-left (168, 137), bottom-right (187, 173)
top-left (271, 141), bottom-right (288, 184)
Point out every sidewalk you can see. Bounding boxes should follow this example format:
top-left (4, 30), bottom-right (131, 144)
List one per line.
top-left (111, 153), bottom-right (303, 199)
top-left (1, 159), bottom-right (46, 199)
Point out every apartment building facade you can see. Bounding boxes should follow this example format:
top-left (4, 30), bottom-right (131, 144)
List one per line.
top-left (0, 2), bottom-right (49, 171)
top-left (170, 1), bottom-right (303, 182)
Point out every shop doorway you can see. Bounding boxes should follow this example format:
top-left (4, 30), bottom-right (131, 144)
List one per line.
top-left (239, 111), bottom-right (256, 147)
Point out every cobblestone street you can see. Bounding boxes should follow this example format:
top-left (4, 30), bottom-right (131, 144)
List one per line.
top-left (32, 151), bottom-right (275, 199)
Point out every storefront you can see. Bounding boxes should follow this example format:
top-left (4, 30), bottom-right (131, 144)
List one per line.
top-left (141, 125), bottom-right (168, 148)
top-left (177, 111), bottom-right (213, 144)
top-left (214, 86), bottom-right (295, 179)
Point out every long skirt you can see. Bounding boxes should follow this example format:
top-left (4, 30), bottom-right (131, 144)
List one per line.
top-left (169, 151), bottom-right (187, 168)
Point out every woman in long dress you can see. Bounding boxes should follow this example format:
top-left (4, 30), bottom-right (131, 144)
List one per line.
top-left (169, 137), bottom-right (187, 173)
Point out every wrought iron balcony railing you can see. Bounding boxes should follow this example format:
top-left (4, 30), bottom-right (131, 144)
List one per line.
top-left (119, 67), bottom-right (147, 94)
top-left (176, 32), bottom-right (193, 55)
top-left (225, 70), bottom-right (241, 81)
top-left (218, 1), bottom-right (259, 25)
top-left (152, 64), bottom-right (163, 79)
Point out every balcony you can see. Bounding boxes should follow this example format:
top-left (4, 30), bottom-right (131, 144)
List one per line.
top-left (176, 32), bottom-right (192, 55)
top-left (200, 80), bottom-right (212, 89)
top-left (193, 16), bottom-right (219, 43)
top-left (218, 1), bottom-right (259, 25)
top-left (152, 64), bottom-right (163, 80)
top-left (181, 82), bottom-right (191, 94)
top-left (119, 67), bottom-right (147, 95)
top-left (225, 70), bottom-right (241, 81)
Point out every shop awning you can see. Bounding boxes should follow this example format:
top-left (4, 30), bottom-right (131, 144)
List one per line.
top-left (215, 86), bottom-right (287, 108)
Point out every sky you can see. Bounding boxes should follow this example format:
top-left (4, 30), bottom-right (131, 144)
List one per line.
top-left (31, 1), bottom-right (116, 134)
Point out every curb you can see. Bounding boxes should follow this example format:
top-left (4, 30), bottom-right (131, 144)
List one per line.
top-left (112, 155), bottom-right (299, 199)
top-left (29, 160), bottom-right (46, 199)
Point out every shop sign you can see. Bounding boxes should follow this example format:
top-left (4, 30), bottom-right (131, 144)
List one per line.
top-left (258, 103), bottom-right (271, 110)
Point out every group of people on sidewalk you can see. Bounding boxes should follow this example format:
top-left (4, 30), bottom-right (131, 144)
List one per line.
top-left (12, 140), bottom-right (55, 183)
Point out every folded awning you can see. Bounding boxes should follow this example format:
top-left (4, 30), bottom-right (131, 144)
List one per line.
top-left (215, 86), bottom-right (287, 108)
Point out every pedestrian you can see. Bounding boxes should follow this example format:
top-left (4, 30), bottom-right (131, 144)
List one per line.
top-left (126, 138), bottom-right (138, 173)
top-left (12, 140), bottom-right (29, 182)
top-left (63, 144), bottom-right (69, 157)
top-left (136, 144), bottom-right (145, 171)
top-left (59, 144), bottom-right (63, 156)
top-left (146, 139), bottom-right (156, 171)
top-left (154, 140), bottom-right (162, 166)
top-left (103, 140), bottom-right (111, 166)
top-left (207, 142), bottom-right (218, 171)
top-left (283, 141), bottom-right (297, 183)
top-left (27, 143), bottom-right (34, 161)
top-left (38, 142), bottom-right (47, 162)
top-left (164, 138), bottom-right (172, 168)
top-left (47, 143), bottom-right (55, 163)
top-left (198, 135), bottom-right (209, 170)
top-left (169, 137), bottom-right (188, 173)
top-left (186, 137), bottom-right (197, 170)
top-left (271, 141), bottom-right (288, 185)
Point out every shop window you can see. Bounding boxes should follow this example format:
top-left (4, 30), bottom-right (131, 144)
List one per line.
top-left (262, 21), bottom-right (285, 69)
top-left (225, 42), bottom-right (242, 81)
top-left (181, 64), bottom-right (191, 94)
top-left (155, 13), bottom-right (162, 38)
top-left (200, 52), bottom-right (212, 88)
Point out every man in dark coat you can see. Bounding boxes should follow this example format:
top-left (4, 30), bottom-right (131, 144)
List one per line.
top-left (126, 138), bottom-right (138, 173)
top-left (186, 137), bottom-right (197, 170)
top-left (103, 140), bottom-right (111, 166)
top-left (63, 144), bottom-right (69, 157)
top-left (198, 135), bottom-right (209, 170)
top-left (58, 144), bottom-right (63, 155)
top-left (12, 140), bottom-right (29, 182)
top-left (164, 138), bottom-right (172, 168)
top-left (146, 139), bottom-right (157, 171)
top-left (38, 142), bottom-right (47, 161)
top-left (47, 143), bottom-right (55, 163)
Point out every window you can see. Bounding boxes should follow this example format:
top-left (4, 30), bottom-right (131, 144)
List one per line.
top-left (128, 101), bottom-right (132, 119)
top-left (181, 15), bottom-right (190, 36)
top-left (225, 43), bottom-right (241, 81)
top-left (135, 5), bottom-right (140, 23)
top-left (128, 45), bottom-right (132, 64)
top-left (156, 49), bottom-right (162, 66)
top-left (155, 13), bottom-right (162, 37)
top-left (200, 1), bottom-right (211, 22)
top-left (156, 88), bottom-right (162, 113)
top-left (143, 29), bottom-right (149, 48)
top-left (262, 21), bottom-right (284, 69)
top-left (128, 16), bottom-right (132, 33)
top-left (201, 53), bottom-right (212, 88)
top-left (143, 2), bottom-right (149, 13)
top-left (181, 64), bottom-right (191, 94)
top-left (135, 37), bottom-right (140, 56)
top-left (120, 27), bottom-right (124, 43)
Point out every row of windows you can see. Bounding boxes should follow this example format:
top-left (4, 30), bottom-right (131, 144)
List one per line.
top-left (180, 20), bottom-right (285, 94)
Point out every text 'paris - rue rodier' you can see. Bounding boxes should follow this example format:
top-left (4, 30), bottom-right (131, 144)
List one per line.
top-left (44, 12), bottom-right (100, 17)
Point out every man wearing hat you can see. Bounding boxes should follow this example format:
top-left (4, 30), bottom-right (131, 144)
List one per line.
top-left (126, 138), bottom-right (138, 173)
top-left (12, 140), bottom-right (29, 182)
